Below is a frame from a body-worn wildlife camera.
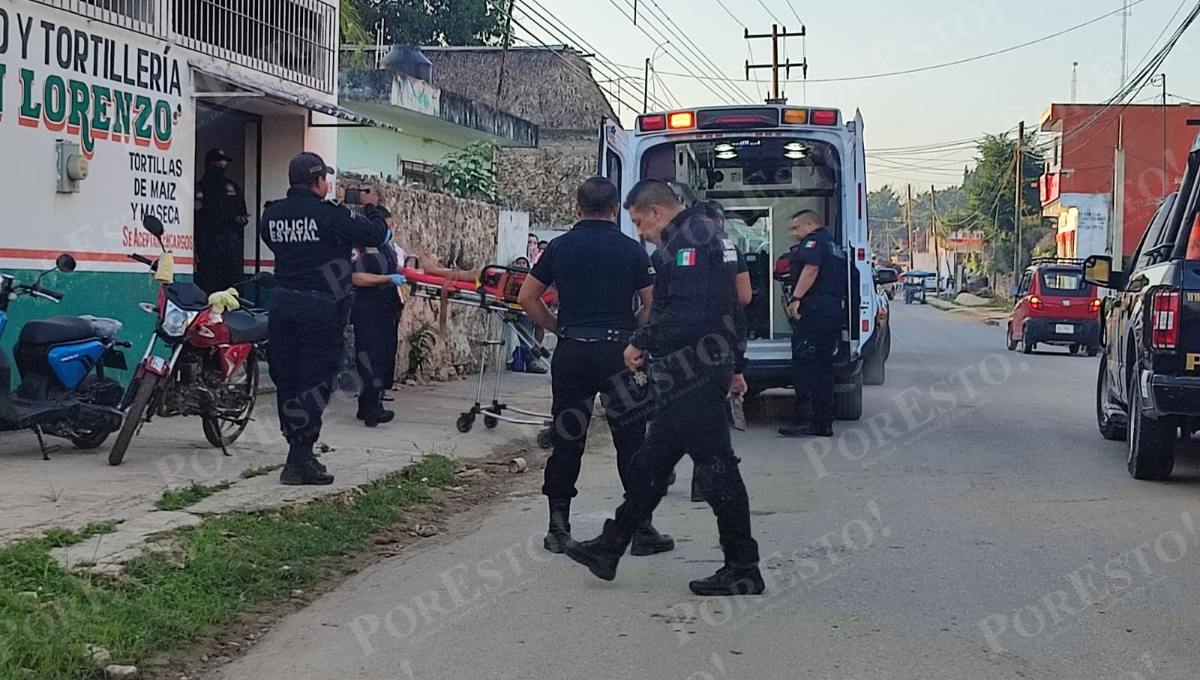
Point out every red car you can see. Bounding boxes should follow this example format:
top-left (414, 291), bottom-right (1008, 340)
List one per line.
top-left (1006, 258), bottom-right (1102, 356)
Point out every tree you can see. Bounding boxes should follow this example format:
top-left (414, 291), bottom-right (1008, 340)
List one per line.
top-left (960, 132), bottom-right (1045, 272)
top-left (340, 0), bottom-right (371, 45)
top-left (347, 0), bottom-right (505, 46)
top-left (868, 185), bottom-right (905, 256)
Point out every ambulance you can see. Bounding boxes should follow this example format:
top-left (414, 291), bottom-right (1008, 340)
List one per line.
top-left (599, 105), bottom-right (892, 419)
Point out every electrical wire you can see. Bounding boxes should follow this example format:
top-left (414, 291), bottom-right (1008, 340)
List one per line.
top-left (784, 0), bottom-right (803, 25)
top-left (754, 0), bottom-right (785, 25)
top-left (711, 0), bottom-right (747, 28)
top-left (633, 0), bottom-right (751, 102)
top-left (649, 1), bottom-right (1149, 84)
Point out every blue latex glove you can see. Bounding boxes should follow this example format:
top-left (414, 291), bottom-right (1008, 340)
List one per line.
top-left (384, 228), bottom-right (393, 243)
top-left (391, 273), bottom-right (406, 287)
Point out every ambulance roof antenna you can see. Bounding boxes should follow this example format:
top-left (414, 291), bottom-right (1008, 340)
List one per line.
top-left (1070, 62), bottom-right (1078, 104)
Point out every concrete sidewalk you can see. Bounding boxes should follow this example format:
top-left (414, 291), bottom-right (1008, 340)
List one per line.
top-left (0, 371), bottom-right (551, 559)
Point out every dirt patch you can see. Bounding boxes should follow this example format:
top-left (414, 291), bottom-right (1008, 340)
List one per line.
top-left (141, 445), bottom-right (546, 680)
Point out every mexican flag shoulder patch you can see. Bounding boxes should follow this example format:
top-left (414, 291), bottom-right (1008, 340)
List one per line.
top-left (804, 239), bottom-right (819, 249)
top-left (676, 249), bottom-right (697, 267)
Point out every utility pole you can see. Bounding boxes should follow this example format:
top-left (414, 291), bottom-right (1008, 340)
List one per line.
top-left (1014, 120), bottom-right (1025, 274)
top-left (1153, 73), bottom-right (1168, 196)
top-left (496, 0), bottom-right (517, 103)
top-left (1121, 0), bottom-right (1130, 88)
top-left (745, 24), bottom-right (807, 103)
top-left (643, 57), bottom-right (650, 112)
top-left (931, 185), bottom-right (941, 291)
top-left (906, 184), bottom-right (914, 269)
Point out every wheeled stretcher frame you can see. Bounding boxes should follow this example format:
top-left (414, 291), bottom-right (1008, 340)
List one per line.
top-left (402, 264), bottom-right (554, 449)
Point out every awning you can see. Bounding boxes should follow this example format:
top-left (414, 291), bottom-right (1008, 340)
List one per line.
top-left (191, 63), bottom-right (402, 133)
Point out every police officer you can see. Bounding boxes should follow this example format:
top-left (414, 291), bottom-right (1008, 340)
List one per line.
top-left (195, 149), bottom-right (250, 294)
top-left (350, 206), bottom-right (404, 428)
top-left (261, 152), bottom-right (389, 485)
top-left (563, 179), bottom-right (763, 597)
top-left (518, 177), bottom-right (674, 557)
top-left (779, 209), bottom-right (847, 438)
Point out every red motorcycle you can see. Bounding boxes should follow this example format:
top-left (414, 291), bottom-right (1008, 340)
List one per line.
top-left (108, 216), bottom-right (271, 466)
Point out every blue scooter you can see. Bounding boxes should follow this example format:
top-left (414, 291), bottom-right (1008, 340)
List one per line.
top-left (0, 255), bottom-right (129, 458)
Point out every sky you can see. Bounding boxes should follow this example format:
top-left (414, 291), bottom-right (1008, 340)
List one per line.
top-left (521, 0), bottom-right (1200, 191)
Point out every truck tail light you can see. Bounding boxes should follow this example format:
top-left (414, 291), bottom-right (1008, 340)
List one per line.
top-left (1030, 296), bottom-right (1043, 311)
top-left (1150, 288), bottom-right (1181, 351)
top-left (639, 114), bottom-right (666, 132)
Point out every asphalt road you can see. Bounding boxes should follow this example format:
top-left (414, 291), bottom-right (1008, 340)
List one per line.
top-left (212, 303), bottom-right (1200, 680)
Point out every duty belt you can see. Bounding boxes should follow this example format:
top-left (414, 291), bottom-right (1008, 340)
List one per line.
top-left (560, 327), bottom-right (633, 343)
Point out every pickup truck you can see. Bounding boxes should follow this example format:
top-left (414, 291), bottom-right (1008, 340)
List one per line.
top-left (1085, 134), bottom-right (1200, 480)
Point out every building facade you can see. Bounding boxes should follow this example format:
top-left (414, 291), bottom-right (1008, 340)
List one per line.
top-left (1039, 102), bottom-right (1200, 263)
top-left (0, 0), bottom-right (392, 366)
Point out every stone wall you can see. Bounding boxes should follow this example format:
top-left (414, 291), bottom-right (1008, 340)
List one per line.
top-left (496, 130), bottom-right (596, 230)
top-left (337, 176), bottom-right (505, 386)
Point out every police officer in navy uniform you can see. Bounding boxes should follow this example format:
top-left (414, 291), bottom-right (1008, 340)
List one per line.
top-left (563, 179), bottom-right (763, 597)
top-left (350, 207), bottom-right (405, 428)
top-left (518, 177), bottom-right (674, 557)
top-left (261, 152), bottom-right (389, 485)
top-left (195, 149), bottom-right (250, 294)
top-left (779, 209), bottom-right (847, 438)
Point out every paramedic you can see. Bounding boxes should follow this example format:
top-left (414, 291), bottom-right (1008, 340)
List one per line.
top-left (779, 210), bottom-right (846, 439)
top-left (350, 206), bottom-right (404, 428)
top-left (518, 177), bottom-right (673, 557)
top-left (261, 152), bottom-right (389, 486)
top-left (562, 179), bottom-right (763, 597)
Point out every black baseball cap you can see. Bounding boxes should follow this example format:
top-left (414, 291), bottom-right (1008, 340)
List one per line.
top-left (288, 152), bottom-right (335, 185)
top-left (206, 148), bottom-right (232, 164)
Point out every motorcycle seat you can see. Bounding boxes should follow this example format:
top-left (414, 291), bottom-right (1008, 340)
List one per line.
top-left (79, 316), bottom-right (123, 341)
top-left (18, 316), bottom-right (97, 346)
top-left (224, 310), bottom-right (269, 344)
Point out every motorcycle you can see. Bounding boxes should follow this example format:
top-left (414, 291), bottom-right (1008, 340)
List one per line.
top-left (108, 216), bottom-right (271, 466)
top-left (0, 254), bottom-right (129, 458)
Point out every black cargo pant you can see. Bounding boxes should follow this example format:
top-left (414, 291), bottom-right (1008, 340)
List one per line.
top-left (612, 354), bottom-right (759, 567)
top-left (352, 291), bottom-right (400, 416)
top-left (195, 232), bottom-right (244, 295)
top-left (791, 295), bottom-right (841, 425)
top-left (268, 289), bottom-right (351, 450)
top-left (543, 339), bottom-right (651, 499)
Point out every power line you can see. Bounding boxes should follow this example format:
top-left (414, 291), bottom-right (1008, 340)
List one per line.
top-left (649, 2), bottom-right (1149, 84)
top-left (784, 0), bottom-right (803, 24)
top-left (711, 0), bottom-right (747, 28)
top-left (632, 0), bottom-right (751, 102)
top-left (754, 0), bottom-right (784, 24)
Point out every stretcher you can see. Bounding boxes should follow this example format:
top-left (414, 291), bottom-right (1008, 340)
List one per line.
top-left (402, 263), bottom-right (555, 449)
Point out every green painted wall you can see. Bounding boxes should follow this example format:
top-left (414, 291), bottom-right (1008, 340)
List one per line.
top-left (337, 123), bottom-right (476, 177)
top-left (2, 270), bottom-right (178, 388)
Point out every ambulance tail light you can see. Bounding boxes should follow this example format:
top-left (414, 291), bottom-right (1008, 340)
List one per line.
top-left (1150, 287), bottom-right (1180, 351)
top-left (811, 110), bottom-right (839, 126)
top-left (783, 109), bottom-right (808, 124)
top-left (639, 115), bottom-right (667, 132)
top-left (668, 111), bottom-right (695, 129)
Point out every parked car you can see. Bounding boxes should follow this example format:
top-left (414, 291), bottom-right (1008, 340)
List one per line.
top-left (1006, 258), bottom-right (1101, 356)
top-left (1085, 139), bottom-right (1200, 479)
top-left (864, 267), bottom-right (896, 385)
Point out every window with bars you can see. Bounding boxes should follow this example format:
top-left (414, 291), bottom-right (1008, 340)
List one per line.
top-left (30, 0), bottom-right (162, 35)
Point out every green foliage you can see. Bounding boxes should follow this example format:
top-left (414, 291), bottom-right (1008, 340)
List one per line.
top-left (433, 141), bottom-right (500, 201)
top-left (241, 464), bottom-right (285, 479)
top-left (0, 458), bottom-right (456, 679)
top-left (156, 482), bottom-right (233, 511)
top-left (346, 0), bottom-right (505, 46)
top-left (41, 521), bottom-right (121, 549)
top-left (340, 0), bottom-right (371, 45)
top-left (407, 321), bottom-right (439, 379)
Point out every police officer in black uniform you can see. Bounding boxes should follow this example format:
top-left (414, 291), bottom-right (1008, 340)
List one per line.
top-left (261, 152), bottom-right (389, 485)
top-left (195, 149), bottom-right (250, 294)
top-left (518, 177), bottom-right (674, 557)
top-left (563, 179), bottom-right (763, 597)
top-left (350, 208), bottom-right (404, 428)
top-left (779, 209), bottom-right (847, 438)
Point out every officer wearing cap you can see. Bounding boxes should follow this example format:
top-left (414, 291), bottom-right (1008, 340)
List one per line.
top-left (779, 209), bottom-right (847, 438)
top-left (260, 152), bottom-right (389, 485)
top-left (518, 177), bottom-right (673, 557)
top-left (195, 149), bottom-right (250, 294)
top-left (563, 179), bottom-right (763, 597)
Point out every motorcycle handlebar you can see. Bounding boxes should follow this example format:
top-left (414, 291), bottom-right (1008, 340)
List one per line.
top-left (128, 253), bottom-right (154, 266)
top-left (31, 287), bottom-right (63, 302)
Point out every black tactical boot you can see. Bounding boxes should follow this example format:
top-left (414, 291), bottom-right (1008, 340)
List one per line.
top-left (564, 519), bottom-right (630, 581)
top-left (690, 476), bottom-right (705, 502)
top-left (281, 441), bottom-right (334, 486)
top-left (543, 498), bottom-right (571, 554)
top-left (688, 564), bottom-right (766, 596)
top-left (631, 519), bottom-right (675, 556)
top-left (779, 421), bottom-right (833, 438)
top-left (364, 408), bottom-right (396, 428)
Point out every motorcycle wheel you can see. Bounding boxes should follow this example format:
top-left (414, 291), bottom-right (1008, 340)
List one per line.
top-left (109, 378), bottom-right (157, 466)
top-left (203, 354), bottom-right (259, 448)
top-left (71, 428), bottom-right (113, 450)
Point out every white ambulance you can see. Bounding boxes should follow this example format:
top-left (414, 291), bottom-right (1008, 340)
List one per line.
top-left (598, 105), bottom-right (892, 419)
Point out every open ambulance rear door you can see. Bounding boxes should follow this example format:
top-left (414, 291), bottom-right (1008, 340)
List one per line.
top-left (597, 118), bottom-right (638, 241)
top-left (847, 109), bottom-right (877, 362)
